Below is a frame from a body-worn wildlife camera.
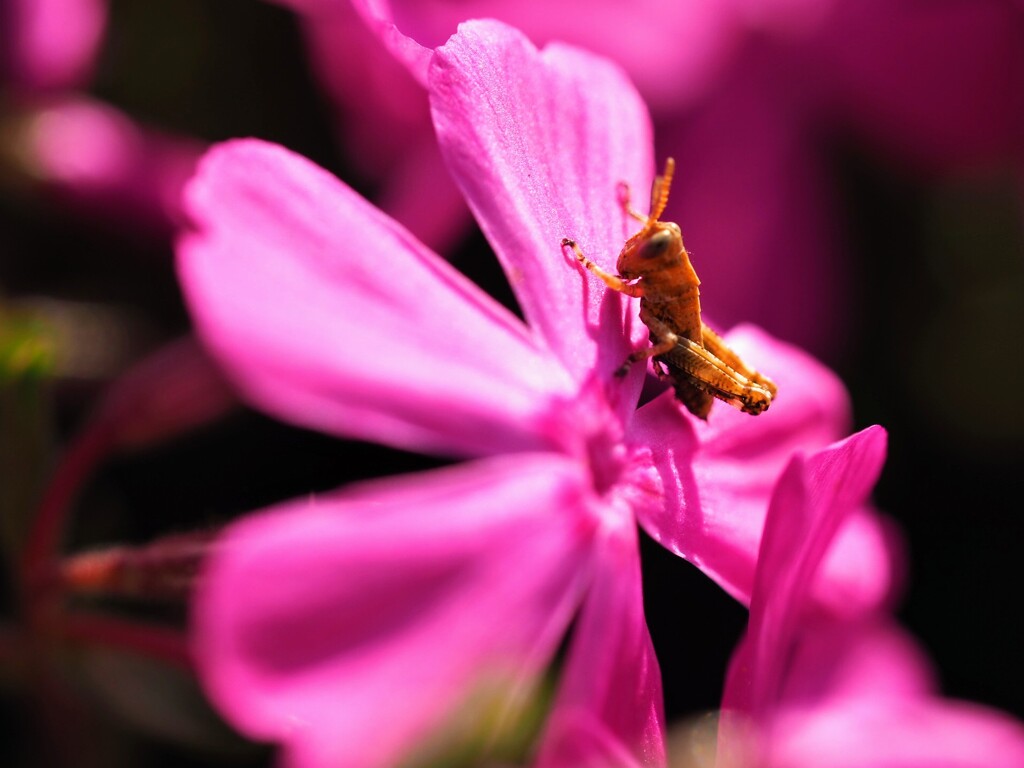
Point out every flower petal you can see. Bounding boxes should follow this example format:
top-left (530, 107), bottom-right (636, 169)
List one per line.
top-left (779, 620), bottom-right (935, 706)
top-left (271, 2), bottom-right (473, 254)
top-left (428, 20), bottom-right (654, 384)
top-left (355, 0), bottom-right (739, 110)
top-left (736, 426), bottom-right (888, 714)
top-left (768, 622), bottom-right (1024, 768)
top-left (95, 335), bottom-right (236, 449)
top-left (771, 693), bottom-right (1024, 768)
top-left (374, 133), bottom-right (475, 255)
top-left (348, 0), bottom-right (432, 86)
top-left (628, 326), bottom-right (892, 611)
top-left (720, 427), bottom-right (888, 718)
top-left (8, 0), bottom-right (106, 90)
top-left (725, 618), bottom-right (1024, 768)
top-left (714, 391), bottom-right (1024, 766)
top-left (537, 521), bottom-right (666, 768)
top-left (177, 139), bottom-right (575, 457)
top-left (192, 453), bottom-right (598, 768)
top-left (690, 325), bottom-right (851, 459)
top-left (19, 96), bottom-right (201, 235)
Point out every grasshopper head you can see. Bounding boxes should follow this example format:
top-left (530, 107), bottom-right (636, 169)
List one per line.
top-left (616, 220), bottom-right (684, 280)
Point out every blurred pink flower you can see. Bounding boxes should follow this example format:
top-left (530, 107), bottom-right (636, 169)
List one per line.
top-left (262, 0), bottom-right (468, 252)
top-left (2, 0), bottom-right (203, 237)
top-left (315, 0), bottom-right (1024, 355)
top-left (179, 20), bottom-right (892, 767)
top-left (13, 96), bottom-right (203, 235)
top-left (808, 0), bottom-right (1024, 173)
top-left (719, 426), bottom-right (1024, 768)
top-left (339, 0), bottom-right (848, 353)
top-left (2, 0), bottom-right (106, 91)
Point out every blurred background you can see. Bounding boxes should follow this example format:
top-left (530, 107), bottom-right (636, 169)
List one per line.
top-left (1, 0), bottom-right (1022, 765)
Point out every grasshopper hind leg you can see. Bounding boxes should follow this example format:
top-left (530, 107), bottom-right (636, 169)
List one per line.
top-left (659, 337), bottom-right (775, 416)
top-left (700, 324), bottom-right (778, 399)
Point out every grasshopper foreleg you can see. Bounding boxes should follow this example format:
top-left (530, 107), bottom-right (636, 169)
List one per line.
top-left (561, 239), bottom-right (643, 297)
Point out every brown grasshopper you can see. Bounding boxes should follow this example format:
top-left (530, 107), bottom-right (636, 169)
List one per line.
top-left (562, 158), bottom-right (777, 419)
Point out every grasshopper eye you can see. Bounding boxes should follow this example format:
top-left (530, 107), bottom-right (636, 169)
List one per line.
top-left (638, 230), bottom-right (673, 259)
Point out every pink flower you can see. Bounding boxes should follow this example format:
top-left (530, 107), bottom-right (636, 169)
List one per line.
top-left (3, 0), bottom-right (106, 91)
top-left (179, 20), bottom-right (891, 767)
top-left (337, 0), bottom-right (1024, 355)
top-left (13, 96), bottom-right (203, 236)
top-left (2, 0), bottom-right (202, 236)
top-left (808, 0), bottom-right (1024, 173)
top-left (719, 426), bottom-right (1024, 768)
top-left (260, 0), bottom-right (469, 252)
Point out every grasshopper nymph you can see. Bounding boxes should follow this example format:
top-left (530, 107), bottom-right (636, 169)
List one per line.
top-left (562, 158), bottom-right (777, 419)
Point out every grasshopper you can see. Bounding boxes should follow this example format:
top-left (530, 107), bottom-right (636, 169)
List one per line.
top-left (562, 158), bottom-right (777, 419)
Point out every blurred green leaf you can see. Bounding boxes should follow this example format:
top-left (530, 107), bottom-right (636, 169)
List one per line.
top-left (398, 671), bottom-right (554, 768)
top-left (0, 309), bottom-right (56, 563)
top-left (0, 312), bottom-right (56, 381)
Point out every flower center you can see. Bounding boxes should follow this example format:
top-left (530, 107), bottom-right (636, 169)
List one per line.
top-left (543, 378), bottom-right (632, 498)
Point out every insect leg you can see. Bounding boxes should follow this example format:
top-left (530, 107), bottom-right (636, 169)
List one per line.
top-left (634, 309), bottom-right (681, 361)
top-left (663, 336), bottom-right (775, 415)
top-left (700, 323), bottom-right (778, 398)
top-left (616, 182), bottom-right (649, 223)
top-left (561, 239), bottom-right (642, 297)
top-left (612, 309), bottom-right (679, 377)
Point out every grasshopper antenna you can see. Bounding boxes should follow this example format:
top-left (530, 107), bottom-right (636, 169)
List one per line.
top-left (648, 157), bottom-right (675, 223)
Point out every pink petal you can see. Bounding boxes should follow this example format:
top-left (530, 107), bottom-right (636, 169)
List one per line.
top-left (428, 20), bottom-right (654, 384)
top-left (291, 2), bottom-right (430, 178)
top-left (6, 0), bottom-right (106, 91)
top-left (537, 726), bottom-right (644, 768)
top-left (774, 619), bottom-right (1024, 767)
top-left (778, 620), bottom-right (935, 707)
top-left (355, 0), bottom-right (741, 110)
top-left (178, 139), bottom-right (576, 457)
top-left (537, 521), bottom-right (666, 768)
top-left (374, 134), bottom-right (475, 255)
top-left (735, 426), bottom-right (888, 715)
top-left (733, 0), bottom-right (836, 37)
top-left (724, 617), bottom-right (1024, 768)
top-left (95, 336), bottom-right (236, 449)
top-left (772, 695), bottom-right (1024, 768)
top-left (713, 419), bottom-right (1024, 767)
top-left (18, 97), bottom-right (201, 235)
top-left (691, 326), bottom-right (851, 459)
top-left (267, 2), bottom-right (472, 254)
top-left (349, 0), bottom-right (432, 86)
top-left (811, 504), bottom-right (901, 618)
top-left (193, 453), bottom-right (598, 768)
top-left (629, 326), bottom-right (892, 611)
top-left (724, 597), bottom-right (1024, 768)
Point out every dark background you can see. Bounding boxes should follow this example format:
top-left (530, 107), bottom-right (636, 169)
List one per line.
top-left (1, 0), bottom-right (1022, 764)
